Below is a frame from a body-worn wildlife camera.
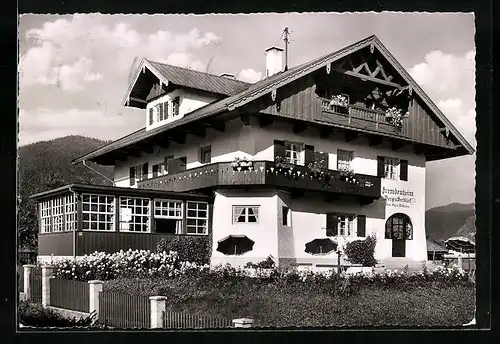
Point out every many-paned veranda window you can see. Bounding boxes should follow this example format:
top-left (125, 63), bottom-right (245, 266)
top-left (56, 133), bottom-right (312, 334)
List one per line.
top-left (64, 194), bottom-right (76, 231)
top-left (120, 197), bottom-right (150, 232)
top-left (40, 196), bottom-right (76, 233)
top-left (233, 206), bottom-right (259, 224)
top-left (82, 194), bottom-right (115, 231)
top-left (40, 200), bottom-right (52, 233)
top-left (154, 199), bottom-right (183, 234)
top-left (186, 201), bottom-right (208, 235)
top-left (52, 197), bottom-right (64, 232)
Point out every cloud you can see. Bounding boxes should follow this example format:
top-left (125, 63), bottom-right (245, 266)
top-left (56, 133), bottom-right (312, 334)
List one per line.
top-left (237, 68), bottom-right (262, 83)
top-left (20, 17), bottom-right (221, 93)
top-left (19, 107), bottom-right (142, 146)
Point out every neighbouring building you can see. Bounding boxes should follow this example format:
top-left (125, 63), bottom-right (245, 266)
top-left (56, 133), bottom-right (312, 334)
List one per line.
top-left (32, 35), bottom-right (474, 268)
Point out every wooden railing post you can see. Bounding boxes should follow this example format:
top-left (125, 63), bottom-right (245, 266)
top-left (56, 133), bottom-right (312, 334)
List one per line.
top-left (23, 264), bottom-right (36, 301)
top-left (232, 318), bottom-right (254, 328)
top-left (41, 265), bottom-right (54, 307)
top-left (88, 280), bottom-right (104, 319)
top-left (149, 296), bottom-right (167, 328)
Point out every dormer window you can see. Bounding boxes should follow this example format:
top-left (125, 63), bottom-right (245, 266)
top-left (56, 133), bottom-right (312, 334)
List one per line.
top-left (149, 102), bottom-right (169, 125)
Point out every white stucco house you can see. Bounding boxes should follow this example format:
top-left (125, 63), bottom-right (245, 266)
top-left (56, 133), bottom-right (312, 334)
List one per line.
top-left (33, 35), bottom-right (474, 268)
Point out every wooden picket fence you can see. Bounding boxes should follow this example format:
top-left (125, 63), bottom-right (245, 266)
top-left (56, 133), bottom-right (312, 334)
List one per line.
top-left (50, 278), bottom-right (90, 313)
top-left (98, 291), bottom-right (151, 328)
top-left (163, 311), bottom-right (233, 329)
top-left (29, 267), bottom-right (42, 303)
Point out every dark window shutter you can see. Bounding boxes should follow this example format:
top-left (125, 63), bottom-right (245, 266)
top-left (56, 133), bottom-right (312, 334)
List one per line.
top-left (142, 163), bottom-right (149, 180)
top-left (167, 159), bottom-right (179, 174)
top-left (165, 102), bottom-right (169, 118)
top-left (129, 166), bottom-right (136, 186)
top-left (274, 140), bottom-right (285, 160)
top-left (326, 213), bottom-right (339, 236)
top-left (149, 108), bottom-right (154, 125)
top-left (179, 157), bottom-right (187, 171)
top-left (152, 164), bottom-right (159, 178)
top-left (164, 155), bottom-right (174, 173)
top-left (159, 103), bottom-right (164, 121)
top-left (357, 215), bottom-right (366, 237)
top-left (400, 159), bottom-right (408, 181)
top-left (377, 156), bottom-right (385, 177)
top-left (304, 144), bottom-right (315, 166)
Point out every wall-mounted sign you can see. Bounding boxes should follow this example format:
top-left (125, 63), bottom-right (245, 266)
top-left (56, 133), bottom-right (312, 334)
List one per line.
top-left (382, 186), bottom-right (417, 208)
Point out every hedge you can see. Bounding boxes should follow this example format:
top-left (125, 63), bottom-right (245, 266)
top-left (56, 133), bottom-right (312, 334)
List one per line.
top-left (344, 235), bottom-right (377, 267)
top-left (156, 235), bottom-right (211, 265)
top-left (18, 301), bottom-right (97, 328)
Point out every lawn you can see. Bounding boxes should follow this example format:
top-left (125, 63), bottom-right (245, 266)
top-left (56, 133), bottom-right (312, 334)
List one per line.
top-left (104, 273), bottom-right (475, 328)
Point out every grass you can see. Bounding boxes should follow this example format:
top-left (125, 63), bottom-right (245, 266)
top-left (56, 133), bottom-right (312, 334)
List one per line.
top-left (104, 274), bottom-right (475, 328)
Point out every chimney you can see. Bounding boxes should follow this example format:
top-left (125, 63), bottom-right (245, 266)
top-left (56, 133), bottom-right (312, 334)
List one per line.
top-left (265, 46), bottom-right (284, 77)
top-left (219, 73), bottom-right (235, 79)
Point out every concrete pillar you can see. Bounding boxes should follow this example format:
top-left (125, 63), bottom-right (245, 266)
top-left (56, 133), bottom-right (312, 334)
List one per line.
top-left (232, 318), bottom-right (254, 328)
top-left (41, 265), bottom-right (54, 307)
top-left (88, 280), bottom-right (104, 320)
top-left (23, 264), bottom-right (36, 301)
top-left (149, 296), bottom-right (167, 329)
top-left (457, 256), bottom-right (463, 271)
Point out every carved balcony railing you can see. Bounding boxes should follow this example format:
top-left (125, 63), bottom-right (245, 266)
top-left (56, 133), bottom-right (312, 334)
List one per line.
top-left (138, 161), bottom-right (381, 200)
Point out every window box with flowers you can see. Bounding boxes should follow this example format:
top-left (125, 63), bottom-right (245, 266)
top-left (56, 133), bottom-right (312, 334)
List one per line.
top-left (329, 94), bottom-right (349, 115)
top-left (385, 107), bottom-right (409, 131)
top-left (338, 167), bottom-right (358, 185)
top-left (231, 157), bottom-right (253, 171)
top-left (307, 159), bottom-right (330, 182)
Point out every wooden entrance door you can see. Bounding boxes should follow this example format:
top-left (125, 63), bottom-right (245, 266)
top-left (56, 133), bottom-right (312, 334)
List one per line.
top-left (385, 213), bottom-right (413, 258)
top-left (392, 239), bottom-right (406, 257)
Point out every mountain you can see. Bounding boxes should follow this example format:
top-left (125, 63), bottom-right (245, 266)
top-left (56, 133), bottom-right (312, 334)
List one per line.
top-left (425, 202), bottom-right (476, 244)
top-left (18, 135), bottom-right (114, 249)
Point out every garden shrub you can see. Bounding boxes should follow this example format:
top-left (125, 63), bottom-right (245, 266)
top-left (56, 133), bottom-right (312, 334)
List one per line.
top-left (156, 235), bottom-right (211, 265)
top-left (18, 301), bottom-right (97, 327)
top-left (344, 235), bottom-right (377, 267)
top-left (244, 255), bottom-right (276, 269)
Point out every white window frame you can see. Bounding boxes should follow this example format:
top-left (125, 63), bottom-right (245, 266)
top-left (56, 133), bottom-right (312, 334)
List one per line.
top-left (284, 141), bottom-right (304, 165)
top-left (152, 162), bottom-right (166, 178)
top-left (154, 198), bottom-right (183, 234)
top-left (233, 205), bottom-right (260, 224)
top-left (64, 194), bottom-right (76, 231)
top-left (51, 197), bottom-right (65, 232)
top-left (186, 201), bottom-right (209, 235)
top-left (337, 149), bottom-right (353, 171)
top-left (384, 157), bottom-right (400, 180)
top-left (119, 196), bottom-right (151, 233)
top-left (82, 194), bottom-right (116, 231)
top-left (337, 214), bottom-right (356, 236)
top-left (40, 200), bottom-right (52, 233)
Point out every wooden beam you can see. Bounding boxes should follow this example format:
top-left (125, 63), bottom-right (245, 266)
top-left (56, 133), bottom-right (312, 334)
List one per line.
top-left (290, 190), bottom-right (305, 199)
top-left (360, 197), bottom-right (375, 206)
top-left (187, 125), bottom-right (206, 138)
top-left (139, 143), bottom-right (154, 154)
top-left (158, 138), bottom-right (169, 149)
top-left (207, 120), bottom-right (226, 132)
top-left (333, 68), bottom-right (402, 89)
top-left (129, 96), bottom-right (147, 104)
top-left (170, 132), bottom-right (186, 144)
top-left (368, 136), bottom-right (383, 147)
top-left (320, 128), bottom-right (333, 139)
top-left (414, 144), bottom-right (426, 155)
top-left (292, 122), bottom-right (308, 134)
top-left (259, 116), bottom-right (274, 128)
top-left (344, 131), bottom-right (359, 142)
top-left (391, 140), bottom-right (405, 151)
top-left (127, 148), bottom-right (141, 158)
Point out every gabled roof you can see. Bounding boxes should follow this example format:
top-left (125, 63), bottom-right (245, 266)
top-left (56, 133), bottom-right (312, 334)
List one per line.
top-left (74, 34), bottom-right (475, 165)
top-left (426, 239), bottom-right (448, 253)
top-left (123, 59), bottom-right (251, 107)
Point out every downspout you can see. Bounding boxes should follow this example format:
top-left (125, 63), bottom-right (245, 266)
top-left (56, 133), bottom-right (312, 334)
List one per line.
top-left (69, 186), bottom-right (77, 262)
top-left (82, 160), bottom-right (115, 186)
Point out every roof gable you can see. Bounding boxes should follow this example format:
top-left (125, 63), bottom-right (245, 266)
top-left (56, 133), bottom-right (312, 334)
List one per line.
top-left (123, 59), bottom-right (252, 108)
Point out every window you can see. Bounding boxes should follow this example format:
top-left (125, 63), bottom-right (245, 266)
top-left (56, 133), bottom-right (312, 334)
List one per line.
top-left (152, 163), bottom-right (166, 178)
top-left (337, 214), bottom-right (355, 236)
top-left (233, 206), bottom-right (259, 223)
top-left (119, 197), bottom-right (150, 232)
top-left (149, 102), bottom-right (169, 125)
top-left (172, 97), bottom-right (180, 116)
top-left (285, 142), bottom-right (304, 165)
top-left (337, 150), bottom-right (353, 171)
top-left (40, 200), bottom-right (52, 233)
top-left (154, 199), bottom-right (183, 234)
top-left (282, 206), bottom-right (291, 226)
top-left (385, 213), bottom-right (413, 240)
top-left (64, 194), bottom-right (76, 231)
top-left (186, 201), bottom-right (209, 235)
top-left (82, 194), bottom-right (115, 231)
top-left (51, 197), bottom-right (64, 232)
top-left (200, 146), bottom-right (211, 164)
top-left (384, 157), bottom-right (400, 180)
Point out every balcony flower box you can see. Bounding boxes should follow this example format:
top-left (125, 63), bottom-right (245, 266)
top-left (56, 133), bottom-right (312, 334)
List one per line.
top-left (385, 106), bottom-right (409, 130)
top-left (338, 168), bottom-right (358, 185)
top-left (231, 157), bottom-right (253, 171)
top-left (329, 95), bottom-right (349, 115)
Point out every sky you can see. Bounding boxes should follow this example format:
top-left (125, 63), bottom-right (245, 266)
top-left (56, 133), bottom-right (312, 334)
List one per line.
top-left (17, 12), bottom-right (476, 210)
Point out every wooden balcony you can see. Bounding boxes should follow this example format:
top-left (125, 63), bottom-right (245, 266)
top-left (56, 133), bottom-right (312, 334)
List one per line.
top-left (138, 161), bottom-right (381, 201)
top-left (316, 97), bottom-right (397, 134)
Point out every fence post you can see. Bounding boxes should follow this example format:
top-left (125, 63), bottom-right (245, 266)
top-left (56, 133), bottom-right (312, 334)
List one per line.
top-left (23, 264), bottom-right (36, 301)
top-left (88, 280), bottom-right (104, 319)
top-left (149, 296), bottom-right (167, 329)
top-left (232, 318), bottom-right (254, 328)
top-left (41, 265), bottom-right (54, 307)
top-left (457, 256), bottom-right (464, 271)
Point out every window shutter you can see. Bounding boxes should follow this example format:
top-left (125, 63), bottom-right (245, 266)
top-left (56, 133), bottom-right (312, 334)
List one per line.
top-left (164, 155), bottom-right (174, 173)
top-left (159, 102), bottom-right (164, 121)
top-left (357, 215), bottom-right (366, 237)
top-left (377, 156), bottom-right (385, 177)
top-left (152, 164), bottom-right (159, 178)
top-left (164, 102), bottom-right (169, 119)
top-left (129, 166), bottom-right (136, 186)
top-left (400, 159), bottom-right (408, 181)
top-left (274, 140), bottom-right (285, 160)
top-left (167, 159), bottom-right (179, 174)
top-left (142, 163), bottom-right (149, 180)
top-left (179, 157), bottom-right (187, 171)
top-left (326, 213), bottom-right (339, 236)
top-left (304, 144), bottom-right (315, 167)
top-left (149, 108), bottom-right (154, 125)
